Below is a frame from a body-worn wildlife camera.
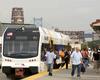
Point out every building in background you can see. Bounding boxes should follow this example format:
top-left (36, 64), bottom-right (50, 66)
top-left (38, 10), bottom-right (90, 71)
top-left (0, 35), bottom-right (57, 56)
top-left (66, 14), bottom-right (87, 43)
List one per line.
top-left (84, 33), bottom-right (93, 42)
top-left (33, 17), bottom-right (43, 27)
top-left (11, 7), bottom-right (24, 24)
top-left (55, 29), bottom-right (84, 42)
top-left (92, 32), bottom-right (100, 41)
top-left (90, 19), bottom-right (100, 39)
top-left (55, 29), bottom-right (84, 49)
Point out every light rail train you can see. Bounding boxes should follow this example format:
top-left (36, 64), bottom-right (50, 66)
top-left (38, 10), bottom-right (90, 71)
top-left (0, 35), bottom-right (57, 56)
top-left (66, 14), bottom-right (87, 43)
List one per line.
top-left (1, 26), bottom-right (70, 77)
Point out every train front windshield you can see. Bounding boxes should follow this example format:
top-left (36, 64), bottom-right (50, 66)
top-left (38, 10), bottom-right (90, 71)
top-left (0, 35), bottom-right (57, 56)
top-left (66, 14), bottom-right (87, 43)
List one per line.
top-left (3, 28), bottom-right (40, 58)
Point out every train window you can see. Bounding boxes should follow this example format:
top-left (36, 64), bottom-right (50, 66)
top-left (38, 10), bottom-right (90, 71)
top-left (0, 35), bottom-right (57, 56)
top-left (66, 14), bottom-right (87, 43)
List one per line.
top-left (3, 40), bottom-right (38, 58)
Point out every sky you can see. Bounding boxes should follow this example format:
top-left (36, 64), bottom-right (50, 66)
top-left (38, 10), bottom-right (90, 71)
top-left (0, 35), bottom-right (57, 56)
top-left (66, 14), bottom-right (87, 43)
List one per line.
top-left (0, 0), bottom-right (100, 32)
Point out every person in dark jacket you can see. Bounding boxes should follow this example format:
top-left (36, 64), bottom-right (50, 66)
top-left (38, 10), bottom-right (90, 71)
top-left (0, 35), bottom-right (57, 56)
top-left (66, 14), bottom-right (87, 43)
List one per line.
top-left (64, 50), bottom-right (70, 69)
top-left (92, 47), bottom-right (100, 72)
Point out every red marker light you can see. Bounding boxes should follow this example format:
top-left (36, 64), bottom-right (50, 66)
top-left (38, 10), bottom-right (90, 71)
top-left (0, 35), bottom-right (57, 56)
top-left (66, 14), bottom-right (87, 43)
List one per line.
top-left (7, 32), bottom-right (13, 36)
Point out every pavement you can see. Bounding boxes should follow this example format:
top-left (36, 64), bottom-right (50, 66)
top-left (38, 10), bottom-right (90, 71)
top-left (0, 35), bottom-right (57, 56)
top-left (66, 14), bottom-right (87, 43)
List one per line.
top-left (22, 64), bottom-right (100, 80)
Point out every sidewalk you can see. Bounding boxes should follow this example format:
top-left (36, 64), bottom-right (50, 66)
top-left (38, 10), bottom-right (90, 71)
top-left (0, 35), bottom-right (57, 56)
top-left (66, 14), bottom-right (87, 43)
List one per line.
top-left (35, 65), bottom-right (100, 80)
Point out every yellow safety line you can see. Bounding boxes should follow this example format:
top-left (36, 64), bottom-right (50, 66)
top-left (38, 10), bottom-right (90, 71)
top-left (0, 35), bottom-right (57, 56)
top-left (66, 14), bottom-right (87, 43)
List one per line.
top-left (22, 69), bottom-right (59, 80)
top-left (22, 64), bottom-right (71, 80)
top-left (21, 71), bottom-right (48, 80)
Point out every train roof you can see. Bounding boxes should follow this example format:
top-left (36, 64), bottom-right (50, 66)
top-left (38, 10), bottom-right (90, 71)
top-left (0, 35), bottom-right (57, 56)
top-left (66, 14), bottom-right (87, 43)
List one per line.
top-left (3, 26), bottom-right (71, 45)
top-left (39, 27), bottom-right (71, 45)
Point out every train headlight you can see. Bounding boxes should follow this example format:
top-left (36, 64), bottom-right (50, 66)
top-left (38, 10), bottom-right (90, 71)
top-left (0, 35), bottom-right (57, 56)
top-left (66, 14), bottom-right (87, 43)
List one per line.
top-left (29, 59), bottom-right (36, 62)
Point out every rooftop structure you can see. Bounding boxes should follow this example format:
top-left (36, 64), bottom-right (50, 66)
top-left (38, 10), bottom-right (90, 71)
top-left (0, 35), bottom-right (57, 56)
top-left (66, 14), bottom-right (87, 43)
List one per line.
top-left (90, 19), bottom-right (100, 39)
top-left (55, 29), bottom-right (84, 43)
top-left (90, 19), bottom-right (100, 32)
top-left (55, 29), bottom-right (84, 49)
top-left (11, 7), bottom-right (24, 24)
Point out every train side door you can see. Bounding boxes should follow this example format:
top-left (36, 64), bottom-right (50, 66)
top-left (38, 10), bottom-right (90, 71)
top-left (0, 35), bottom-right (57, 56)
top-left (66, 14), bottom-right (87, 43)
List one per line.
top-left (40, 43), bottom-right (49, 71)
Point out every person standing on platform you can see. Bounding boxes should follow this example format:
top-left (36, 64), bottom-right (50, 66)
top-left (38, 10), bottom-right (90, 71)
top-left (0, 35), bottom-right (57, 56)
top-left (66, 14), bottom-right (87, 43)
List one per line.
top-left (66, 43), bottom-right (72, 52)
top-left (92, 47), bottom-right (100, 73)
top-left (92, 48), bottom-right (97, 69)
top-left (71, 47), bottom-right (82, 78)
top-left (59, 49), bottom-right (65, 68)
top-left (64, 49), bottom-right (70, 69)
top-left (97, 48), bottom-right (100, 72)
top-left (81, 48), bottom-right (89, 70)
top-left (45, 48), bottom-right (56, 76)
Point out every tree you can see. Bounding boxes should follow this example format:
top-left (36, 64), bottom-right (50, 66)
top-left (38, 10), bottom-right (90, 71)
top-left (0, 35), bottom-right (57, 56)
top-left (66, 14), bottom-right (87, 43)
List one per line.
top-left (81, 43), bottom-right (88, 50)
top-left (88, 40), bottom-right (100, 49)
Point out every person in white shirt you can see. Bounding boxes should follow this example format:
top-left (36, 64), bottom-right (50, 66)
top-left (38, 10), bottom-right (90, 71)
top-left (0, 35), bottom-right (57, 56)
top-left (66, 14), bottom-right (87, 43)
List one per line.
top-left (45, 48), bottom-right (56, 76)
top-left (71, 47), bottom-right (82, 78)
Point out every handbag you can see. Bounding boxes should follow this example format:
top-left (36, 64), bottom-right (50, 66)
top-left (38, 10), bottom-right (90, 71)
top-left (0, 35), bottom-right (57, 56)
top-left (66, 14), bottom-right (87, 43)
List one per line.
top-left (81, 63), bottom-right (85, 72)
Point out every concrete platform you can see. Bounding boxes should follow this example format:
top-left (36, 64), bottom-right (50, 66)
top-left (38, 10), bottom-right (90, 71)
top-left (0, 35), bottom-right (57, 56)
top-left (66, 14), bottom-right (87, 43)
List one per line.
top-left (22, 64), bottom-right (100, 80)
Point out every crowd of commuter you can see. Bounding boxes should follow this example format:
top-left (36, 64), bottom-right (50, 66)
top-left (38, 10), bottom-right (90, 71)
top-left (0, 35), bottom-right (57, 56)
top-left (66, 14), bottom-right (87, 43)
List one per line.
top-left (44, 43), bottom-right (100, 79)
